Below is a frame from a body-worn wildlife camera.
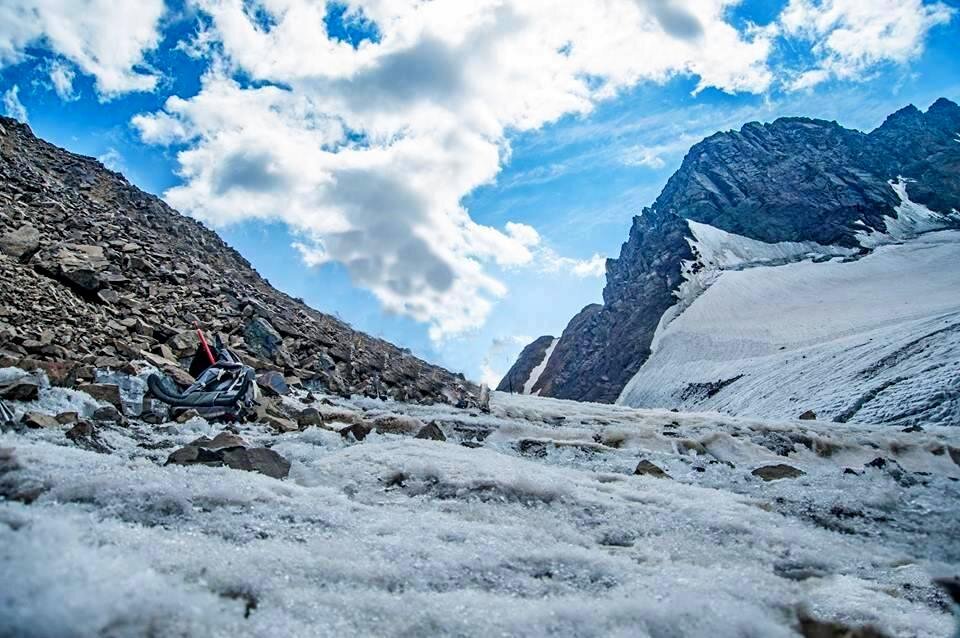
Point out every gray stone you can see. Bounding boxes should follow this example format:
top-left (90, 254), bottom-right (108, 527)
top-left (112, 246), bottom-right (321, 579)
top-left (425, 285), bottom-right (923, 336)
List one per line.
top-left (798, 410), bottom-right (817, 421)
top-left (415, 421), bottom-right (446, 441)
top-left (752, 464), bottom-right (806, 481)
top-left (222, 447), bottom-right (291, 479)
top-left (0, 223), bottom-right (40, 261)
top-left (634, 460), bottom-right (670, 478)
top-left (78, 383), bottom-right (122, 409)
top-left (256, 371), bottom-right (289, 397)
top-left (21, 411), bottom-right (59, 428)
top-left (243, 317), bottom-right (283, 360)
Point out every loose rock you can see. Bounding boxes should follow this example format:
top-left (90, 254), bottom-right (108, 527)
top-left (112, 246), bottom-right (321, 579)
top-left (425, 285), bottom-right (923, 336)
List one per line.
top-left (752, 464), bottom-right (805, 481)
top-left (634, 460), bottom-right (670, 478)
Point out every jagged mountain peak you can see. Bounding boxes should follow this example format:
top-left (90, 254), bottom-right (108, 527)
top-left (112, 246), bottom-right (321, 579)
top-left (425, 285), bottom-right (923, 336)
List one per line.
top-left (504, 98), bottom-right (960, 417)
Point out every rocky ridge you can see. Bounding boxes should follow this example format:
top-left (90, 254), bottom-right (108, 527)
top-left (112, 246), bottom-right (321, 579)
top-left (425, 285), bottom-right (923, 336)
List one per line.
top-left (513, 98), bottom-right (960, 403)
top-left (0, 116), bottom-right (481, 408)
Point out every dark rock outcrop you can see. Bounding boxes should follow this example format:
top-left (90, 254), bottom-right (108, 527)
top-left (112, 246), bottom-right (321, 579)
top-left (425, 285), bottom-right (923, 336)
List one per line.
top-left (0, 116), bottom-right (480, 407)
top-left (495, 335), bottom-right (554, 393)
top-left (513, 98), bottom-right (960, 402)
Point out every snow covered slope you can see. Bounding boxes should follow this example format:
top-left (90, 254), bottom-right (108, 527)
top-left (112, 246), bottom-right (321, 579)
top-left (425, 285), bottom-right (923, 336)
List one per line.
top-left (618, 228), bottom-right (960, 426)
top-left (2, 372), bottom-right (959, 637)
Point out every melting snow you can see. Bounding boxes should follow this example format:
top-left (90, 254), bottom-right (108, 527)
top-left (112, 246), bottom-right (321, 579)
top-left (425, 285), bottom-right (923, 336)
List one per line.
top-left (1, 385), bottom-right (958, 637)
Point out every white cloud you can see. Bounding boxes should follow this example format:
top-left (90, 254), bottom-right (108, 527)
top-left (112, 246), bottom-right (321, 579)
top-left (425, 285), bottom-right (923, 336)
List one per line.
top-left (97, 148), bottom-right (124, 172)
top-left (780, 0), bottom-right (955, 90)
top-left (48, 59), bottom-right (77, 100)
top-left (2, 85), bottom-right (28, 122)
top-left (621, 145), bottom-right (668, 169)
top-left (0, 0), bottom-right (167, 97)
top-left (134, 0), bottom-right (775, 339)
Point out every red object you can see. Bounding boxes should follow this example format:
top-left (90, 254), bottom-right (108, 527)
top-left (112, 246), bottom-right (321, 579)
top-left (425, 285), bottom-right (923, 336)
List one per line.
top-left (195, 322), bottom-right (216, 366)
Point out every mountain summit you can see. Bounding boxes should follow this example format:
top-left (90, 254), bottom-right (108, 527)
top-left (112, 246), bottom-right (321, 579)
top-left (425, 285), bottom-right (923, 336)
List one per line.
top-left (502, 98), bottom-right (960, 426)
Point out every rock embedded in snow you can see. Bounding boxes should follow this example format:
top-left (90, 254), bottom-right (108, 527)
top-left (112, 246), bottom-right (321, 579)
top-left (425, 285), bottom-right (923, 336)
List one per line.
top-left (634, 459), bottom-right (670, 478)
top-left (77, 383), bottom-right (122, 410)
top-left (91, 406), bottom-right (121, 423)
top-left (799, 410), bottom-right (817, 421)
top-left (65, 422), bottom-right (111, 454)
top-left (339, 422), bottom-right (372, 442)
top-left (752, 464), bottom-right (806, 481)
top-left (415, 421), bottom-right (447, 441)
top-left (221, 448), bottom-right (291, 480)
top-left (296, 407), bottom-right (324, 428)
top-left (0, 377), bottom-right (39, 402)
top-left (262, 413), bottom-right (298, 433)
top-left (20, 411), bottom-right (59, 429)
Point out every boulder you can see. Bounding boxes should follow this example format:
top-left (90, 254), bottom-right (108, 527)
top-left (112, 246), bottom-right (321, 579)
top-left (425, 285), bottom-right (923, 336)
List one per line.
top-left (222, 447), bottom-right (291, 479)
top-left (262, 413), bottom-right (298, 433)
top-left (92, 405), bottom-right (122, 422)
top-left (0, 223), bottom-right (40, 261)
top-left (34, 243), bottom-right (110, 293)
top-left (296, 407), bottom-right (324, 428)
top-left (0, 377), bottom-right (39, 401)
top-left (243, 317), bottom-right (283, 360)
top-left (65, 421), bottom-right (111, 454)
top-left (55, 411), bottom-right (79, 424)
top-left (206, 431), bottom-right (248, 450)
top-left (256, 371), bottom-right (289, 397)
top-left (166, 445), bottom-right (224, 467)
top-left (634, 460), bottom-right (670, 478)
top-left (77, 383), bottom-right (123, 409)
top-left (21, 411), bottom-right (59, 428)
top-left (340, 422), bottom-right (372, 442)
top-left (798, 410), bottom-right (817, 421)
top-left (415, 421), bottom-right (446, 441)
top-left (752, 464), bottom-right (805, 481)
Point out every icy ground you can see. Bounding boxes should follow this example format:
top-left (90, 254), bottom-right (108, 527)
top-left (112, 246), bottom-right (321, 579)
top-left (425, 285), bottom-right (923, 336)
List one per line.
top-left (2, 373), bottom-right (959, 637)
top-left (618, 229), bottom-right (960, 427)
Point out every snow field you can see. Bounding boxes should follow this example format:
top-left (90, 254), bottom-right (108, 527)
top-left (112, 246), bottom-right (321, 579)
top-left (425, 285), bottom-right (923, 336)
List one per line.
top-left (1, 382), bottom-right (958, 637)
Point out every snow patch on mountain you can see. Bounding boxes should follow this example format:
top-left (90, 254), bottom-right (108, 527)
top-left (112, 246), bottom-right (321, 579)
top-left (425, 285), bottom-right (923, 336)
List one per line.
top-left (651, 221), bottom-right (856, 354)
top-left (618, 230), bottom-right (960, 426)
top-left (858, 179), bottom-right (960, 247)
top-left (523, 337), bottom-right (558, 395)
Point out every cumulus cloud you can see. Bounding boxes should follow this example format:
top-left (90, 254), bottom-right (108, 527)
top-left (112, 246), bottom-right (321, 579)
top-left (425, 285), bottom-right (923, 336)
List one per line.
top-left (2, 85), bottom-right (28, 122)
top-left (134, 0), bottom-right (775, 339)
top-left (0, 0), bottom-right (167, 97)
top-left (780, 0), bottom-right (956, 90)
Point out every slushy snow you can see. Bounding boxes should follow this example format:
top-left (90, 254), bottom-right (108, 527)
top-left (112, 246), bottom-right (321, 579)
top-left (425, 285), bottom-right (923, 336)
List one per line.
top-left (2, 379), bottom-right (958, 637)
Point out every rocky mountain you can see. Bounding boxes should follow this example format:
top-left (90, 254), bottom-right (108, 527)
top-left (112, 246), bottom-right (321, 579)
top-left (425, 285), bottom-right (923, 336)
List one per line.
top-left (495, 335), bottom-right (555, 394)
top-left (0, 116), bottom-right (480, 407)
top-left (506, 98), bottom-right (960, 422)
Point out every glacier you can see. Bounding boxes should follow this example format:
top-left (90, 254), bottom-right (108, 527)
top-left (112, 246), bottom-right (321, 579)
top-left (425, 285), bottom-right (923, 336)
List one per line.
top-left (618, 181), bottom-right (960, 427)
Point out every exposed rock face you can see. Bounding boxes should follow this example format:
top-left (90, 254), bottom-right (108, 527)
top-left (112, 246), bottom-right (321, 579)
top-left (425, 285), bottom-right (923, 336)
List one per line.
top-left (495, 335), bottom-right (554, 393)
top-left (514, 98), bottom-right (960, 403)
top-left (0, 116), bottom-right (479, 407)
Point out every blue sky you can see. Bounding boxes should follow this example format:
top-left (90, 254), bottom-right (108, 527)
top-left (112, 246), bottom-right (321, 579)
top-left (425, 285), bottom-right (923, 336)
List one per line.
top-left (1, 0), bottom-right (958, 384)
